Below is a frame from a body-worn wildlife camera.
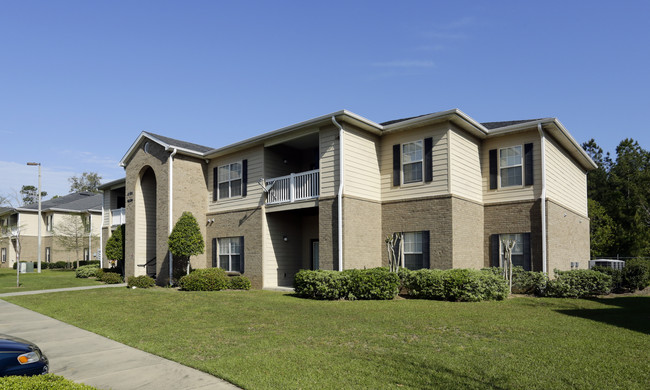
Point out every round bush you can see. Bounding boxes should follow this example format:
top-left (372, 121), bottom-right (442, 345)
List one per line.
top-left (179, 268), bottom-right (229, 291)
top-left (100, 272), bottom-right (123, 284)
top-left (127, 275), bottom-right (156, 288)
top-left (76, 265), bottom-right (99, 278)
top-left (229, 275), bottom-right (251, 290)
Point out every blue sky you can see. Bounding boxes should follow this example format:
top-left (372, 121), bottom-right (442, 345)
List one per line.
top-left (1, 1), bottom-right (649, 201)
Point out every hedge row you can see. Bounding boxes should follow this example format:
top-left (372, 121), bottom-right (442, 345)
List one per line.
top-left (294, 268), bottom-right (400, 300)
top-left (0, 374), bottom-right (97, 389)
top-left (400, 268), bottom-right (509, 302)
top-left (14, 260), bottom-right (102, 270)
top-left (178, 268), bottom-right (252, 291)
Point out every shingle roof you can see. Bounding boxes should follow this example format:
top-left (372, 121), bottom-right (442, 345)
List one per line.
top-left (20, 192), bottom-right (102, 212)
top-left (380, 114), bottom-right (432, 126)
top-left (145, 132), bottom-right (213, 154)
top-left (480, 119), bottom-right (543, 130)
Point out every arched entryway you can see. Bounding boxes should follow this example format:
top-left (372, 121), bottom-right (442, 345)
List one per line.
top-left (135, 167), bottom-right (157, 277)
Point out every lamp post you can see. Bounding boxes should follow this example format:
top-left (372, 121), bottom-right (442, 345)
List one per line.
top-left (27, 162), bottom-right (42, 273)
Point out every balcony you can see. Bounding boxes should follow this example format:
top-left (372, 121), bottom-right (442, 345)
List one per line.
top-left (111, 208), bottom-right (126, 226)
top-left (266, 169), bottom-right (319, 205)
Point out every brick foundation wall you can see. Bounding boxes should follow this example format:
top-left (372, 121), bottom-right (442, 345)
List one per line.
top-left (343, 196), bottom-right (382, 270)
top-left (546, 200), bottom-right (590, 271)
top-left (451, 197), bottom-right (484, 269)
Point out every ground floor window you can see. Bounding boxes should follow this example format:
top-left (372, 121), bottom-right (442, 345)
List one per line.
top-left (397, 231), bottom-right (430, 270)
top-left (216, 237), bottom-right (244, 272)
top-left (45, 247), bottom-right (51, 263)
top-left (1, 248), bottom-right (5, 263)
top-left (491, 232), bottom-right (531, 271)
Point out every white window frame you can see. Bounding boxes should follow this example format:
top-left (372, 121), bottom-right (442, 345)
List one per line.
top-left (499, 145), bottom-right (523, 188)
top-left (499, 233), bottom-right (525, 269)
top-left (45, 247), bottom-right (51, 263)
top-left (217, 162), bottom-right (242, 200)
top-left (402, 140), bottom-right (424, 184)
top-left (46, 214), bottom-right (54, 232)
top-left (1, 248), bottom-right (6, 263)
top-left (83, 248), bottom-right (90, 261)
top-left (218, 237), bottom-right (241, 272)
top-left (403, 231), bottom-right (424, 270)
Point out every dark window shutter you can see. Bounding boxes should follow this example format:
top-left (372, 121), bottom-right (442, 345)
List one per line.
top-left (211, 238), bottom-right (217, 268)
top-left (213, 167), bottom-right (218, 201)
top-left (489, 149), bottom-right (498, 190)
top-left (490, 234), bottom-right (500, 267)
top-left (424, 137), bottom-right (433, 182)
top-left (524, 143), bottom-right (534, 186)
top-left (523, 233), bottom-right (531, 271)
top-left (242, 159), bottom-right (248, 197)
top-left (239, 236), bottom-right (245, 273)
top-left (422, 230), bottom-right (430, 269)
top-left (393, 144), bottom-right (400, 186)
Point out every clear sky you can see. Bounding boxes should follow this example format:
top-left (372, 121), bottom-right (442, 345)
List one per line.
top-left (1, 0), bottom-right (649, 201)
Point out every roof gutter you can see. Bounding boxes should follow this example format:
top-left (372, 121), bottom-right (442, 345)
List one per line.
top-left (331, 116), bottom-right (344, 272)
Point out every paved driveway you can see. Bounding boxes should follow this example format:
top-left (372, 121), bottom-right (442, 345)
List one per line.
top-left (0, 296), bottom-right (239, 390)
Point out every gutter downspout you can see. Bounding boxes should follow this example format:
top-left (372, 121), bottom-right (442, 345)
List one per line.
top-left (100, 204), bottom-right (104, 267)
top-left (88, 211), bottom-right (92, 264)
top-left (331, 117), bottom-right (344, 272)
top-left (168, 148), bottom-right (177, 285)
top-left (537, 124), bottom-right (547, 274)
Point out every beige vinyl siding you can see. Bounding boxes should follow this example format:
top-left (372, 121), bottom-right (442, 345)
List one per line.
top-left (103, 194), bottom-right (111, 226)
top-left (449, 126), bottom-right (483, 202)
top-left (343, 125), bottom-right (381, 201)
top-left (19, 213), bottom-right (39, 236)
top-left (208, 145), bottom-right (265, 213)
top-left (380, 123), bottom-right (449, 202)
top-left (545, 135), bottom-right (588, 216)
top-left (319, 125), bottom-right (339, 198)
top-left (482, 130), bottom-right (542, 203)
top-left (263, 212), bottom-right (303, 288)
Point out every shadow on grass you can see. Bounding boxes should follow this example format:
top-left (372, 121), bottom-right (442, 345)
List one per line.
top-left (556, 296), bottom-right (650, 335)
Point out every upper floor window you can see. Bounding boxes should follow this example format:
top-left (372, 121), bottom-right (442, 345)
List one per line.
top-left (218, 162), bottom-right (242, 199)
top-left (499, 146), bottom-right (522, 187)
top-left (402, 141), bottom-right (423, 184)
top-left (46, 215), bottom-right (54, 232)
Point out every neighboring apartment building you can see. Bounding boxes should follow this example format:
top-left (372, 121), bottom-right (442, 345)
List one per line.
top-left (0, 192), bottom-right (102, 268)
top-left (100, 108), bottom-right (596, 288)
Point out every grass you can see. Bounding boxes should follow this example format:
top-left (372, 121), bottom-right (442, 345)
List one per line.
top-left (3, 289), bottom-right (649, 389)
top-left (0, 268), bottom-right (103, 294)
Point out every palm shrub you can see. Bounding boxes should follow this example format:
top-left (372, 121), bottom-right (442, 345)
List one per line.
top-left (179, 268), bottom-right (229, 291)
top-left (168, 212), bottom-right (205, 281)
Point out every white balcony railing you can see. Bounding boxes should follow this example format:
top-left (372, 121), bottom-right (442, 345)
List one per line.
top-left (111, 208), bottom-right (126, 226)
top-left (266, 169), bottom-right (319, 205)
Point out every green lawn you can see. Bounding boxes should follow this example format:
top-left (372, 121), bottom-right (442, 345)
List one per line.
top-left (3, 289), bottom-right (649, 389)
top-left (0, 268), bottom-right (103, 294)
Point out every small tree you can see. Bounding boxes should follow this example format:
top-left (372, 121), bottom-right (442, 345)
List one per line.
top-left (54, 213), bottom-right (97, 268)
top-left (385, 232), bottom-right (403, 273)
top-left (168, 212), bottom-right (204, 280)
top-left (105, 224), bottom-right (125, 270)
top-left (501, 237), bottom-right (516, 294)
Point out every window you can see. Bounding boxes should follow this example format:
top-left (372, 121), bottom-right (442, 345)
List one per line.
top-left (402, 141), bottom-right (423, 184)
top-left (218, 237), bottom-right (241, 272)
top-left (1, 248), bottom-right (5, 263)
top-left (45, 247), bottom-right (51, 263)
top-left (83, 215), bottom-right (90, 233)
top-left (491, 233), bottom-right (531, 271)
top-left (403, 232), bottom-right (424, 269)
top-left (83, 248), bottom-right (90, 261)
top-left (499, 146), bottom-right (522, 187)
top-left (218, 162), bottom-right (242, 199)
top-left (46, 215), bottom-right (53, 232)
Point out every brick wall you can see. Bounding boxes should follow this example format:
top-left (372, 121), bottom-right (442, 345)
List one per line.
top-left (451, 197), bottom-right (484, 269)
top-left (343, 196), bottom-right (382, 270)
top-left (546, 199), bottom-right (590, 271)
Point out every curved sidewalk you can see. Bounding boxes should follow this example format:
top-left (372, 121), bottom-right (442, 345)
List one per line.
top-left (0, 293), bottom-right (239, 390)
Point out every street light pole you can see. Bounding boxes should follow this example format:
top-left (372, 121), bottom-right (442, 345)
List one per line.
top-left (27, 162), bottom-right (42, 273)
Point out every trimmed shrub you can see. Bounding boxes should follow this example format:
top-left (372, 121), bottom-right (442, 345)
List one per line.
top-left (0, 374), bottom-right (98, 389)
top-left (76, 265), bottom-right (99, 278)
top-left (127, 275), bottom-right (156, 289)
top-left (95, 268), bottom-right (104, 280)
top-left (511, 267), bottom-right (548, 295)
top-left (400, 268), bottom-right (446, 300)
top-left (344, 268), bottom-right (400, 300)
top-left (544, 269), bottom-right (611, 298)
top-left (229, 275), bottom-right (251, 290)
top-left (294, 270), bottom-right (349, 300)
top-left (592, 266), bottom-right (623, 292)
top-left (179, 268), bottom-right (229, 291)
top-left (52, 261), bottom-right (69, 269)
top-left (100, 272), bottom-right (123, 284)
top-left (622, 259), bottom-right (650, 291)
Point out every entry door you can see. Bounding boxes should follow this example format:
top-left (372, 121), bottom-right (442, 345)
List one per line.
top-left (311, 240), bottom-right (319, 270)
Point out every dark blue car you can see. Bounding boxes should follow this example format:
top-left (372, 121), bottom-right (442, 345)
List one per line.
top-left (0, 334), bottom-right (49, 376)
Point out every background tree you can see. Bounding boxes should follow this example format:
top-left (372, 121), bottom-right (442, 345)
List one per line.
top-left (168, 212), bottom-right (204, 280)
top-left (54, 213), bottom-right (97, 268)
top-left (20, 185), bottom-right (47, 206)
top-left (69, 172), bottom-right (102, 193)
top-left (105, 224), bottom-right (125, 272)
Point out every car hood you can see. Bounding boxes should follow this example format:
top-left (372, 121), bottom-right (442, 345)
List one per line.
top-left (0, 334), bottom-right (36, 353)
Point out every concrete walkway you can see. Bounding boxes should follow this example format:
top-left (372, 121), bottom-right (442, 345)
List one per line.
top-left (0, 283), bottom-right (128, 297)
top-left (0, 291), bottom-right (239, 390)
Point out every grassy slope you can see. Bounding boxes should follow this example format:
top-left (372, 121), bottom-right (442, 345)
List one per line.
top-left (4, 289), bottom-right (649, 390)
top-left (0, 268), bottom-right (103, 294)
